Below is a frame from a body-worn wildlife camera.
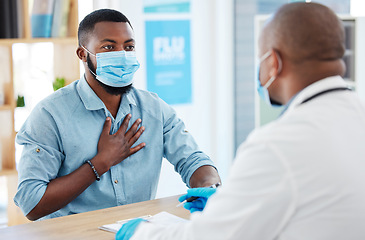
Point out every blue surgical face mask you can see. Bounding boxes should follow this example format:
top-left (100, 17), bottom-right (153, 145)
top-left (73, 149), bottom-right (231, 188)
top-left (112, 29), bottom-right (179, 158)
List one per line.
top-left (257, 50), bottom-right (282, 107)
top-left (82, 46), bottom-right (140, 87)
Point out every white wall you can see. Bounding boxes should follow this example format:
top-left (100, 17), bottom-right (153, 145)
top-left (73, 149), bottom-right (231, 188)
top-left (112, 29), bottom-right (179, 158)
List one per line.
top-left (354, 17), bottom-right (365, 101)
top-left (91, 0), bottom-right (234, 197)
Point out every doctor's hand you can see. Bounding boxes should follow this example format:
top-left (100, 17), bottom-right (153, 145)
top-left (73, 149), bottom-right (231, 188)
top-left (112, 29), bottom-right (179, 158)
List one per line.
top-left (115, 218), bottom-right (146, 240)
top-left (179, 187), bottom-right (217, 213)
top-left (95, 114), bottom-right (146, 174)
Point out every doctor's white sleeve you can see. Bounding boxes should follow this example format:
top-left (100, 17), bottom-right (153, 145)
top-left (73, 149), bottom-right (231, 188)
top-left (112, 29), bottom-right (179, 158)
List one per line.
top-left (131, 140), bottom-right (298, 240)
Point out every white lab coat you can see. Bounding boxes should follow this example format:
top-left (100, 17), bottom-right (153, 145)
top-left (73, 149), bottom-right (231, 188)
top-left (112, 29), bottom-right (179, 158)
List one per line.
top-left (131, 76), bottom-right (365, 240)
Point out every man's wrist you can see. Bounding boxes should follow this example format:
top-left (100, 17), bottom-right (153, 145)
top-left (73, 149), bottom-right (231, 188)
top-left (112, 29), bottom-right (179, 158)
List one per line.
top-left (86, 160), bottom-right (100, 181)
top-left (189, 165), bottom-right (221, 188)
top-left (89, 155), bottom-right (110, 176)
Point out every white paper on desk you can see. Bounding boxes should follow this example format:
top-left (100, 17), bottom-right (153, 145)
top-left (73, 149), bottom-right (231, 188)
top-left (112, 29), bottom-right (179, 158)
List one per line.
top-left (99, 211), bottom-right (188, 233)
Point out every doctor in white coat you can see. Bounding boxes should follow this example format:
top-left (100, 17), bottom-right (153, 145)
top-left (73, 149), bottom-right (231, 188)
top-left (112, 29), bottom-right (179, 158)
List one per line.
top-left (116, 2), bottom-right (365, 240)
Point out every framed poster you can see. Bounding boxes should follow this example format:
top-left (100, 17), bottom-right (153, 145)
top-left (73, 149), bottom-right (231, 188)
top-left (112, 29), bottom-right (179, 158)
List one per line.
top-left (145, 20), bottom-right (192, 105)
top-left (144, 0), bottom-right (190, 13)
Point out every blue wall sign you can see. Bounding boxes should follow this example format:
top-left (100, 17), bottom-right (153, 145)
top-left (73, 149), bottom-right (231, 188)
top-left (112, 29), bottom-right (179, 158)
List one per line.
top-left (145, 20), bottom-right (192, 105)
top-left (144, 0), bottom-right (190, 13)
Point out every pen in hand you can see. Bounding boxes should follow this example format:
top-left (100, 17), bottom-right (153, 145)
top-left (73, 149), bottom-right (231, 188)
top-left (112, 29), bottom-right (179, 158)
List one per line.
top-left (176, 182), bottom-right (221, 208)
top-left (176, 196), bottom-right (199, 208)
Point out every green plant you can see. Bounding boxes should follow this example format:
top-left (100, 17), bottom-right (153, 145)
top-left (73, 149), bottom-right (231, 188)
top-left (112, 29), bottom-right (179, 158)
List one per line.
top-left (53, 77), bottom-right (66, 91)
top-left (16, 95), bottom-right (25, 107)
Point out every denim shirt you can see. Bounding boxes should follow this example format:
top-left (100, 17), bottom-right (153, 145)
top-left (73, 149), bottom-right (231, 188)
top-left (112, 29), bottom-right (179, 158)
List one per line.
top-left (14, 76), bottom-right (214, 219)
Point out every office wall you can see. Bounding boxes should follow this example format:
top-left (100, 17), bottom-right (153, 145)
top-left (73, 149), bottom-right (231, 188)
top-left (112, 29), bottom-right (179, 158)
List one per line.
top-left (92, 0), bottom-right (234, 197)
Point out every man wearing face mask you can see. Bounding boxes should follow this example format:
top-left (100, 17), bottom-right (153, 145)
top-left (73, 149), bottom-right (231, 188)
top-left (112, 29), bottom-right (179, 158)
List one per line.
top-left (14, 9), bottom-right (220, 221)
top-left (115, 2), bottom-right (365, 240)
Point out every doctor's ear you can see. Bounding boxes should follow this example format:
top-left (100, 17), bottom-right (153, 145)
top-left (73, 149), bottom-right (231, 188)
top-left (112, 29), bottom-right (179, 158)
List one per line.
top-left (268, 50), bottom-right (283, 77)
top-left (76, 47), bottom-right (87, 62)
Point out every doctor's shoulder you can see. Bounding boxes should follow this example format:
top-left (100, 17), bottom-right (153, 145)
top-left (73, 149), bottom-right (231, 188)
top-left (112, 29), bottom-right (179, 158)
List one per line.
top-left (246, 112), bottom-right (313, 145)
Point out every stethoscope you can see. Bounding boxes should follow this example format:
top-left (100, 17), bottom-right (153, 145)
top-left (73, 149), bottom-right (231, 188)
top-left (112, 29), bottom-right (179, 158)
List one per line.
top-left (300, 87), bottom-right (352, 105)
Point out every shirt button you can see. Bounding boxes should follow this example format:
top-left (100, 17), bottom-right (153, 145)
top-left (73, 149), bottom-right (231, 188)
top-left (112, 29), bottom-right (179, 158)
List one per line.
top-left (36, 148), bottom-right (40, 153)
top-left (114, 180), bottom-right (118, 184)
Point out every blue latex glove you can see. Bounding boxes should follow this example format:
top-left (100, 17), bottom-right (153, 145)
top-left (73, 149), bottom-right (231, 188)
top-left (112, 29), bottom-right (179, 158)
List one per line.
top-left (178, 187), bottom-right (217, 213)
top-left (115, 218), bottom-right (146, 240)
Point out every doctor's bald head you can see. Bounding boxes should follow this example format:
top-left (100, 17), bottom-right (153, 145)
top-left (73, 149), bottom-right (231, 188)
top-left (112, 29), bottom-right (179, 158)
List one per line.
top-left (257, 2), bottom-right (347, 105)
top-left (260, 2), bottom-right (345, 64)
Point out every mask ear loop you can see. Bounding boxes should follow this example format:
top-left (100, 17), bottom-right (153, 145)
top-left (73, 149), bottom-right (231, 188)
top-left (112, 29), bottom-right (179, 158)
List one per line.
top-left (81, 45), bottom-right (99, 79)
top-left (260, 51), bottom-right (271, 62)
top-left (81, 45), bottom-right (96, 57)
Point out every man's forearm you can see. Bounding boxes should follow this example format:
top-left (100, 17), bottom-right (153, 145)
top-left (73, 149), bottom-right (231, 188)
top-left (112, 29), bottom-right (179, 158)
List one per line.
top-left (26, 157), bottom-right (105, 221)
top-left (189, 165), bottom-right (221, 188)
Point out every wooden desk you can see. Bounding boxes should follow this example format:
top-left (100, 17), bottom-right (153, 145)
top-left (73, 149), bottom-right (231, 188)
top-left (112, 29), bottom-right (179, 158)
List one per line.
top-left (0, 195), bottom-right (190, 240)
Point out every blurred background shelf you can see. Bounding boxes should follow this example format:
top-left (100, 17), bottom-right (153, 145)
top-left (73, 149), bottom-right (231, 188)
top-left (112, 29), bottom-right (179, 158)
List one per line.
top-left (0, 104), bottom-right (13, 111)
top-left (0, 0), bottom-right (80, 227)
top-left (0, 169), bottom-right (18, 177)
top-left (0, 37), bottom-right (78, 45)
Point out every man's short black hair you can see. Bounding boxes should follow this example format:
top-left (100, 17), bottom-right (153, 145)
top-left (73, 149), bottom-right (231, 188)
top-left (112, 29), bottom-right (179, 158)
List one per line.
top-left (78, 9), bottom-right (132, 46)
